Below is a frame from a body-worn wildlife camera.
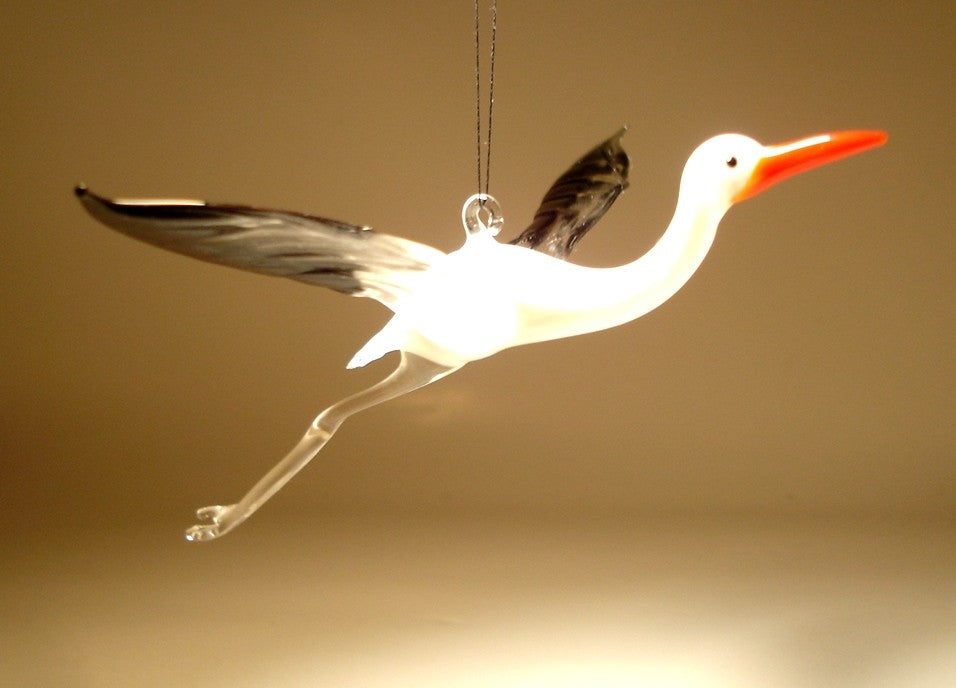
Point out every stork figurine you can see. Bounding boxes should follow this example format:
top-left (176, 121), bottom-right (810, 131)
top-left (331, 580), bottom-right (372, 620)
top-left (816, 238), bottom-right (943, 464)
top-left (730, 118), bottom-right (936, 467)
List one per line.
top-left (76, 128), bottom-right (886, 541)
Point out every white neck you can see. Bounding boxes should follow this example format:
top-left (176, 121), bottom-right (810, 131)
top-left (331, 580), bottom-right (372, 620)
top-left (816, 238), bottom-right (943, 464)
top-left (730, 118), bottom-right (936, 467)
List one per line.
top-left (511, 191), bottom-right (729, 347)
top-left (616, 194), bottom-right (725, 318)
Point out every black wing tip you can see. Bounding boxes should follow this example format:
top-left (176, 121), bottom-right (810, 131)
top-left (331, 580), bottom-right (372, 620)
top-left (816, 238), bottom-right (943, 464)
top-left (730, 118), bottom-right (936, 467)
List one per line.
top-left (74, 184), bottom-right (107, 207)
top-left (610, 126), bottom-right (629, 150)
top-left (608, 125), bottom-right (628, 144)
top-left (74, 184), bottom-right (109, 213)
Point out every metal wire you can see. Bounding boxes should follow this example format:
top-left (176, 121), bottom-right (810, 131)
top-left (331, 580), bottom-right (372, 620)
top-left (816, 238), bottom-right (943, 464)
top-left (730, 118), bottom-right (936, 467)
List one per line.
top-left (475, 0), bottom-right (497, 202)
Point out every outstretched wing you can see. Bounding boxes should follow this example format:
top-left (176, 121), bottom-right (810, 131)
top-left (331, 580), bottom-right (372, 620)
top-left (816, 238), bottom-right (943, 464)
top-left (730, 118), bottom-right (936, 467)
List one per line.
top-left (509, 127), bottom-right (629, 260)
top-left (75, 186), bottom-right (444, 307)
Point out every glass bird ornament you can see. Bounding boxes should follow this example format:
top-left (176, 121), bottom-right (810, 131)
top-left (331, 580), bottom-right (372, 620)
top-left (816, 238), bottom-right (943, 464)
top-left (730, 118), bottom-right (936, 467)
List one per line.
top-left (75, 128), bottom-right (887, 540)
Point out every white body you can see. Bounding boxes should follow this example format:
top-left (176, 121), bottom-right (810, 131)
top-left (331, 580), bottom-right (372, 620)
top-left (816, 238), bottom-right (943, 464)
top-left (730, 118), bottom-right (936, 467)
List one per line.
top-left (355, 137), bottom-right (740, 369)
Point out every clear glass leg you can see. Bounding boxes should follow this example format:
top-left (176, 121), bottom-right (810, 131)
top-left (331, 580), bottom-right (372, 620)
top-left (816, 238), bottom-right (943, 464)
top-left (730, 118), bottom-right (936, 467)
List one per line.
top-left (184, 352), bottom-right (459, 541)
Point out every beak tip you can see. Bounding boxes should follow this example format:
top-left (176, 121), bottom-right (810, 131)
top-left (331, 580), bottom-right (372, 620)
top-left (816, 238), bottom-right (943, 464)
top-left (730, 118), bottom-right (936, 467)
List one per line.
top-left (829, 129), bottom-right (890, 158)
top-left (860, 129), bottom-right (888, 147)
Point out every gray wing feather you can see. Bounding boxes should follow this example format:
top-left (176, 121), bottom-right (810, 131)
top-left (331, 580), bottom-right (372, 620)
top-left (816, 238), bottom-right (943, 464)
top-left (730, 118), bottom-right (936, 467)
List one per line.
top-left (75, 186), bottom-right (444, 306)
top-left (509, 127), bottom-right (629, 259)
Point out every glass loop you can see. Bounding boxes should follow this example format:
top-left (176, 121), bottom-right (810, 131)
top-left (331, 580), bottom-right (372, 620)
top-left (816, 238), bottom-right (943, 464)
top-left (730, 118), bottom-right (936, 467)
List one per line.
top-left (461, 193), bottom-right (503, 237)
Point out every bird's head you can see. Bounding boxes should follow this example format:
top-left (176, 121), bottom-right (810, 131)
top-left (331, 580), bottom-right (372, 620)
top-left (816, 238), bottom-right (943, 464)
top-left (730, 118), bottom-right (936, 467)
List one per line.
top-left (679, 130), bottom-right (887, 213)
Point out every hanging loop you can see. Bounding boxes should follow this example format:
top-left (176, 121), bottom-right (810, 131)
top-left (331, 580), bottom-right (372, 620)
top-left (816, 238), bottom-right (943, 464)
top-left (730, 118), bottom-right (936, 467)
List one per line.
top-left (461, 193), bottom-right (503, 237)
top-left (465, 1), bottom-right (501, 241)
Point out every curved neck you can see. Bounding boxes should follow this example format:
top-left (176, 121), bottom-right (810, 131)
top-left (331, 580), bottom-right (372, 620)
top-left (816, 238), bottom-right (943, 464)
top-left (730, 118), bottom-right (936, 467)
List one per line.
top-left (513, 191), bottom-right (729, 348)
top-left (616, 193), bottom-right (725, 319)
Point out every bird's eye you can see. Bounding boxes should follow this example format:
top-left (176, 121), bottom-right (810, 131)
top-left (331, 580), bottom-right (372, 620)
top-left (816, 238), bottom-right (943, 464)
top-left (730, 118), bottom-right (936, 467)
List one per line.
top-left (726, 157), bottom-right (738, 168)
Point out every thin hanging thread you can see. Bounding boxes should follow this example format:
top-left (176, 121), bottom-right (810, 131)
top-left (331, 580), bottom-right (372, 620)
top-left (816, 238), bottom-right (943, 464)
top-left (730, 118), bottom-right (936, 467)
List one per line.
top-left (475, 0), bottom-right (497, 202)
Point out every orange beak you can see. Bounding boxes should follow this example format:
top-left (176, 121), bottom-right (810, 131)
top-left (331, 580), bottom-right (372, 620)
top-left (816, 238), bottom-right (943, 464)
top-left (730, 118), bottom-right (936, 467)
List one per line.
top-left (734, 130), bottom-right (887, 202)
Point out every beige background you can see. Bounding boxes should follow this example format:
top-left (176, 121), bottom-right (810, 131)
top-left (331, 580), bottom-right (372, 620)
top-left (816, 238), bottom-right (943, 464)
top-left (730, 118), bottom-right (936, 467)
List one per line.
top-left (2, 2), bottom-right (953, 686)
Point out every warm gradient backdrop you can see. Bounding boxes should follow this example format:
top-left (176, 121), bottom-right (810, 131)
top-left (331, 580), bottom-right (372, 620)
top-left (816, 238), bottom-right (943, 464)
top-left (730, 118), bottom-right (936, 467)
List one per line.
top-left (2, 2), bottom-right (953, 686)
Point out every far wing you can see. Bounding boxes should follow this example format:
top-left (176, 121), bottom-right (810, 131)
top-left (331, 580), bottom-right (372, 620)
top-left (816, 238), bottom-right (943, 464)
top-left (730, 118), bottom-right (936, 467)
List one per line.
top-left (75, 186), bottom-right (444, 307)
top-left (509, 128), bottom-right (629, 260)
